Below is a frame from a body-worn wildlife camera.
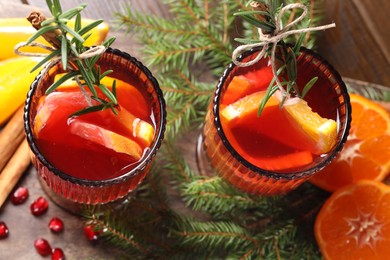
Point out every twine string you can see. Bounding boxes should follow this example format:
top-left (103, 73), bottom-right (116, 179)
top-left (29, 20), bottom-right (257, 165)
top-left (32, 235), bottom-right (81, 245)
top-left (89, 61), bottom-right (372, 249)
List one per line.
top-left (232, 3), bottom-right (336, 94)
top-left (13, 41), bottom-right (106, 62)
top-left (14, 41), bottom-right (106, 105)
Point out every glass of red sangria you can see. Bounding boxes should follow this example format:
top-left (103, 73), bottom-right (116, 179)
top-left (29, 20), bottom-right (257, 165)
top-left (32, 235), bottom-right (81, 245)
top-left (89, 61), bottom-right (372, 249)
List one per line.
top-left (198, 46), bottom-right (351, 195)
top-left (24, 48), bottom-right (166, 211)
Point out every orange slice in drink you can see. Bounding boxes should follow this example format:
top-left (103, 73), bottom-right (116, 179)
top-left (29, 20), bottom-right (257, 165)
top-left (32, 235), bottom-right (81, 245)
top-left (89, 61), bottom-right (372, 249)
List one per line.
top-left (315, 180), bottom-right (390, 259)
top-left (310, 93), bottom-right (390, 192)
top-left (220, 90), bottom-right (337, 156)
top-left (282, 97), bottom-right (337, 155)
top-left (220, 90), bottom-right (279, 123)
top-left (221, 66), bottom-right (274, 106)
top-left (116, 106), bottom-right (154, 147)
top-left (70, 119), bottom-right (143, 161)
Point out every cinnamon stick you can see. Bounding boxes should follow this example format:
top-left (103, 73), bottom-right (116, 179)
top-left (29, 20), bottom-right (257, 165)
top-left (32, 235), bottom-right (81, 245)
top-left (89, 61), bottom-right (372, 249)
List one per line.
top-left (27, 11), bottom-right (61, 49)
top-left (0, 106), bottom-right (25, 172)
top-left (0, 139), bottom-right (31, 208)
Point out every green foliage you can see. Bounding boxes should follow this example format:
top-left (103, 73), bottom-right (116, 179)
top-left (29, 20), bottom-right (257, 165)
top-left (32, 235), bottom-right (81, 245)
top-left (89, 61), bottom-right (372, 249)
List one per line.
top-left (83, 0), bottom-right (329, 258)
top-left (28, 0), bottom-right (117, 116)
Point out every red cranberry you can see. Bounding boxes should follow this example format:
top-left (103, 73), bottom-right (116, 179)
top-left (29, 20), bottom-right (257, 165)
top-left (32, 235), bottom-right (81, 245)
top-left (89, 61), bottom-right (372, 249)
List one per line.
top-left (0, 222), bottom-right (9, 239)
top-left (34, 238), bottom-right (52, 256)
top-left (51, 248), bottom-right (65, 260)
top-left (30, 196), bottom-right (49, 216)
top-left (49, 217), bottom-right (64, 233)
top-left (84, 225), bottom-right (102, 242)
top-left (10, 187), bottom-right (29, 205)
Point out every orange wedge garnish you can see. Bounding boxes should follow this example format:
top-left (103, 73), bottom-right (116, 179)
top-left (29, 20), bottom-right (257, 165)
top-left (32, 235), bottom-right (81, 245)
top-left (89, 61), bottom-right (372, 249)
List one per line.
top-left (116, 106), bottom-right (154, 147)
top-left (70, 119), bottom-right (143, 161)
top-left (282, 97), bottom-right (337, 155)
top-left (220, 90), bottom-right (279, 124)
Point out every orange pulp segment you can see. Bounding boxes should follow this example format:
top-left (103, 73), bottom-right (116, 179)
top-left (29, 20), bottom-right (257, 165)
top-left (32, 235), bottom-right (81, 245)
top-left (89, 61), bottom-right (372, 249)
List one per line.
top-left (315, 180), bottom-right (390, 260)
top-left (310, 93), bottom-right (390, 192)
top-left (221, 90), bottom-right (337, 156)
top-left (116, 106), bottom-right (154, 147)
top-left (33, 89), bottom-right (154, 148)
top-left (221, 66), bottom-right (274, 106)
top-left (70, 119), bottom-right (143, 161)
top-left (220, 90), bottom-right (279, 123)
top-left (283, 97), bottom-right (337, 155)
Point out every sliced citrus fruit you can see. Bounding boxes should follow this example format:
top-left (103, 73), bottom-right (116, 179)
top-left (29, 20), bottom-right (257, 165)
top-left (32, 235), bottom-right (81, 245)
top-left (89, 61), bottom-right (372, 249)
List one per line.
top-left (315, 180), bottom-right (390, 260)
top-left (0, 18), bottom-right (109, 60)
top-left (221, 76), bottom-right (251, 105)
top-left (116, 106), bottom-right (154, 147)
top-left (310, 93), bottom-right (390, 192)
top-left (69, 119), bottom-right (143, 161)
top-left (54, 74), bottom-right (150, 119)
top-left (33, 91), bottom-right (89, 138)
top-left (34, 88), bottom-right (154, 147)
top-left (221, 90), bottom-right (337, 156)
top-left (0, 56), bottom-right (42, 125)
top-left (282, 97), bottom-right (337, 155)
top-left (221, 66), bottom-right (273, 106)
top-left (220, 90), bottom-right (279, 123)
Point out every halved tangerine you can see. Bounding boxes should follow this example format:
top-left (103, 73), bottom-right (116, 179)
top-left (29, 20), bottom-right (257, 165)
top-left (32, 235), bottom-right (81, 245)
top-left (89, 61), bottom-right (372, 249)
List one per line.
top-left (315, 180), bottom-right (390, 260)
top-left (310, 93), bottom-right (390, 192)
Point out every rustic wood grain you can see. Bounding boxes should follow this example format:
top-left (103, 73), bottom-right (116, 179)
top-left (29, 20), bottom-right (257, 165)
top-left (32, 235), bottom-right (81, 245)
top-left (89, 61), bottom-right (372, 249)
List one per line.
top-left (317, 0), bottom-right (390, 86)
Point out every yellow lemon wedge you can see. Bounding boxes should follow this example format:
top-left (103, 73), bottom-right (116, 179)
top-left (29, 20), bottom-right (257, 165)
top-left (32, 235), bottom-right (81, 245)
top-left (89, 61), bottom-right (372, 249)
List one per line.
top-left (0, 56), bottom-right (42, 125)
top-left (0, 18), bottom-right (109, 60)
top-left (283, 97), bottom-right (337, 155)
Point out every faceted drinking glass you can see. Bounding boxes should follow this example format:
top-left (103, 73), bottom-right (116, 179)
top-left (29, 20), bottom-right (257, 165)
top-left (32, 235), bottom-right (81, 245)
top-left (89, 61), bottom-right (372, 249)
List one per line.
top-left (199, 47), bottom-right (351, 195)
top-left (24, 48), bottom-right (166, 211)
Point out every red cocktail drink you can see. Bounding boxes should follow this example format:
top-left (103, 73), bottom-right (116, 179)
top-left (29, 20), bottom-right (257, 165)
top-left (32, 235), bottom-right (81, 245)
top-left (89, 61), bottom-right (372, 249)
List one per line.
top-left (25, 48), bottom-right (166, 209)
top-left (201, 47), bottom-right (351, 195)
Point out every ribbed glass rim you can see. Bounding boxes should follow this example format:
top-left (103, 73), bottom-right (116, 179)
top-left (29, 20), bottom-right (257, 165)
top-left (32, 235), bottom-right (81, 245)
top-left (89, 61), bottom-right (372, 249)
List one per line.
top-left (24, 47), bottom-right (166, 187)
top-left (213, 46), bottom-right (352, 181)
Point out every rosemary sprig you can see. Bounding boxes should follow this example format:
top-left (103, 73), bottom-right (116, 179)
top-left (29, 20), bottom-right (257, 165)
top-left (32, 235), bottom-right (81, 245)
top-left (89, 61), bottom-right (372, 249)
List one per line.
top-left (27, 0), bottom-right (117, 116)
top-left (234, 0), bottom-right (319, 114)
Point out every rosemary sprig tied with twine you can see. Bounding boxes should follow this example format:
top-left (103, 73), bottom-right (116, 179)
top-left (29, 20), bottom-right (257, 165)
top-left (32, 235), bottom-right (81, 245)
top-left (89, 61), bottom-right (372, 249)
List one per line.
top-left (14, 0), bottom-right (117, 116)
top-left (233, 0), bottom-right (336, 115)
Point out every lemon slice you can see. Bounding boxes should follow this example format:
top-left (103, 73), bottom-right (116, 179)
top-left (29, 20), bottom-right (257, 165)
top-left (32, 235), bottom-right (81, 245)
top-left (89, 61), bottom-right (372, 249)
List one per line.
top-left (283, 97), bottom-right (337, 154)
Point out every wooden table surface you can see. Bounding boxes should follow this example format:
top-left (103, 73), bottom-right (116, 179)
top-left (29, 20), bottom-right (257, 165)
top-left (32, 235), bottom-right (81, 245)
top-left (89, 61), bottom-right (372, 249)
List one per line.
top-left (0, 1), bottom-right (389, 259)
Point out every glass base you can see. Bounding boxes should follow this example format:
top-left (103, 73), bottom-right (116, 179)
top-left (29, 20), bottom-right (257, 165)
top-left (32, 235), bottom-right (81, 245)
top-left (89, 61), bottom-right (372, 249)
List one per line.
top-left (38, 176), bottom-right (135, 215)
top-left (195, 131), bottom-right (216, 177)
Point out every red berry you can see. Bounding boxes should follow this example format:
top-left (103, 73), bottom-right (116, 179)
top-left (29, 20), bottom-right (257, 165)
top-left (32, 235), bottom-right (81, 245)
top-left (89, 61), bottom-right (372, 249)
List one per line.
top-left (34, 238), bottom-right (52, 256)
top-left (0, 222), bottom-right (9, 239)
top-left (51, 248), bottom-right (65, 260)
top-left (10, 186), bottom-right (29, 205)
top-left (49, 217), bottom-right (64, 233)
top-left (84, 225), bottom-right (101, 242)
top-left (30, 196), bottom-right (49, 216)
